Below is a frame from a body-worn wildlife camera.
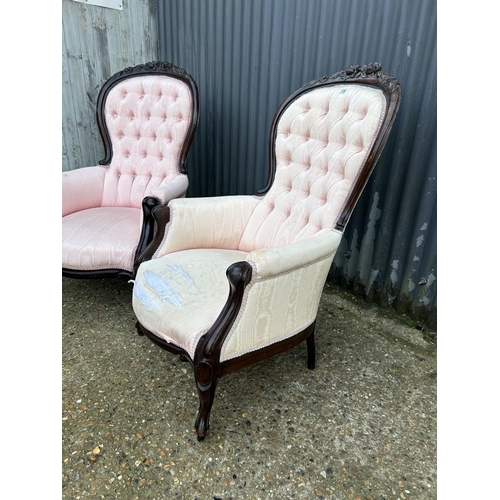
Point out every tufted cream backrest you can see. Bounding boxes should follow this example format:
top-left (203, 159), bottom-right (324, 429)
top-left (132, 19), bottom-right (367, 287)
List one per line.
top-left (100, 75), bottom-right (193, 208)
top-left (238, 84), bottom-right (386, 252)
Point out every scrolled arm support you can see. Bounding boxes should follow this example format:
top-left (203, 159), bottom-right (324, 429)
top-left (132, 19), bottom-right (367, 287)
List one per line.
top-left (133, 196), bottom-right (162, 272)
top-left (195, 261), bottom-right (253, 362)
top-left (133, 204), bottom-right (171, 274)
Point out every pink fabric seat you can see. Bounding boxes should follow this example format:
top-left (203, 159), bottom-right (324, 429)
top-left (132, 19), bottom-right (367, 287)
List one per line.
top-left (62, 61), bottom-right (199, 279)
top-left (62, 207), bottom-right (141, 272)
top-left (132, 63), bottom-right (402, 441)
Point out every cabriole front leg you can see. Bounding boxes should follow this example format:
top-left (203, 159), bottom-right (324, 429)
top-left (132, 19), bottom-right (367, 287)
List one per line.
top-left (194, 361), bottom-right (219, 441)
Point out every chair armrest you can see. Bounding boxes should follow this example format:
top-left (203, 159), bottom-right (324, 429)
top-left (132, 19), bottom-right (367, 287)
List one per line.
top-left (220, 230), bottom-right (344, 362)
top-left (147, 175), bottom-right (189, 205)
top-left (62, 166), bottom-right (106, 216)
top-left (246, 229), bottom-right (343, 278)
top-left (135, 175), bottom-right (190, 267)
top-left (155, 195), bottom-right (261, 258)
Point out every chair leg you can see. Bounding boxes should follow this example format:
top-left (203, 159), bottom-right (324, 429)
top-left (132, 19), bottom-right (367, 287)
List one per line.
top-left (194, 362), bottom-right (219, 441)
top-left (195, 382), bottom-right (218, 441)
top-left (306, 330), bottom-right (315, 370)
top-left (135, 321), bottom-right (144, 336)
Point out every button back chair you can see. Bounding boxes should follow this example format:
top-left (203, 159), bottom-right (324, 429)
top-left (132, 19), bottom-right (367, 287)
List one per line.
top-left (132, 63), bottom-right (401, 440)
top-left (62, 61), bottom-right (199, 279)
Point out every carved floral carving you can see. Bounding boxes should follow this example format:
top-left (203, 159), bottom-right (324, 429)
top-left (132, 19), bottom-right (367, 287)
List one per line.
top-left (118, 60), bottom-right (189, 78)
top-left (314, 62), bottom-right (400, 92)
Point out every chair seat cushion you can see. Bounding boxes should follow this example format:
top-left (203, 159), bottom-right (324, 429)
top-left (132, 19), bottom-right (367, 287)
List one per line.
top-left (62, 207), bottom-right (141, 272)
top-left (132, 248), bottom-right (248, 359)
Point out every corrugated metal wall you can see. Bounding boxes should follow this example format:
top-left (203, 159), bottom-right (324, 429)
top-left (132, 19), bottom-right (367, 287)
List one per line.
top-left (62, 0), bottom-right (159, 172)
top-left (157, 0), bottom-right (437, 328)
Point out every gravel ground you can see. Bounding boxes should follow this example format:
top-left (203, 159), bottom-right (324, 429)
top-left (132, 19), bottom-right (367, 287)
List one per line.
top-left (62, 277), bottom-right (437, 500)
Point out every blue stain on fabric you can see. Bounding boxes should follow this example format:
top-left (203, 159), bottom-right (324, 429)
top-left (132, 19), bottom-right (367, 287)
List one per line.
top-left (133, 281), bottom-right (159, 311)
top-left (168, 264), bottom-right (197, 289)
top-left (144, 269), bottom-right (183, 308)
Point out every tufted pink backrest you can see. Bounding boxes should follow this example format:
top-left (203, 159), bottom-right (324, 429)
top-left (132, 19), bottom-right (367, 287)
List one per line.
top-left (100, 75), bottom-right (193, 208)
top-left (238, 84), bottom-right (386, 252)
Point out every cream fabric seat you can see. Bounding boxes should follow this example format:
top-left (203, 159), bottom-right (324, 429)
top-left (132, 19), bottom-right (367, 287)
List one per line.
top-left (62, 61), bottom-right (199, 280)
top-left (132, 63), bottom-right (401, 440)
top-left (134, 248), bottom-right (248, 355)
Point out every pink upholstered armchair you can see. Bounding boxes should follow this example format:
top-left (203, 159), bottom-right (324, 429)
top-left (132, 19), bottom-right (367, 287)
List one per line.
top-left (62, 61), bottom-right (199, 279)
top-left (132, 63), bottom-right (401, 440)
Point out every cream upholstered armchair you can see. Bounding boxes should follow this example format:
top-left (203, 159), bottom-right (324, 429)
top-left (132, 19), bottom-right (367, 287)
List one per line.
top-left (62, 61), bottom-right (199, 279)
top-left (132, 63), bottom-right (401, 440)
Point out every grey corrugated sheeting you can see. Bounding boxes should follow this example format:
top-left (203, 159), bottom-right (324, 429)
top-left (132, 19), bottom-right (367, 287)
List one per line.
top-left (62, 0), bottom-right (159, 172)
top-left (157, 0), bottom-right (437, 329)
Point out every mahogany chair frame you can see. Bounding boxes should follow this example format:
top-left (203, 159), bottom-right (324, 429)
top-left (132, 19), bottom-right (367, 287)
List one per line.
top-left (62, 61), bottom-right (200, 280)
top-left (135, 63), bottom-right (401, 440)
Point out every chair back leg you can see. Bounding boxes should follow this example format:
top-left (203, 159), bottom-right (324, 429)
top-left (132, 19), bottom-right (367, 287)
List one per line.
top-left (306, 323), bottom-right (316, 370)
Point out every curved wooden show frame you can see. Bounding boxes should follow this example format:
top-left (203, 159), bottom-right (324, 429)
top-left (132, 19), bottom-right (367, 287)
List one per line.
top-left (62, 61), bottom-right (200, 280)
top-left (136, 62), bottom-right (401, 441)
